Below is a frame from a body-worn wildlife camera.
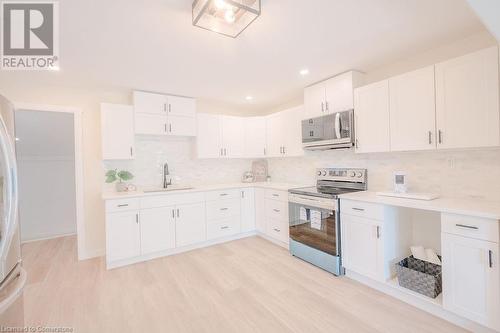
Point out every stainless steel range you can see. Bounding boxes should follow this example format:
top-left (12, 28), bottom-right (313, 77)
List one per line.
top-left (288, 168), bottom-right (367, 275)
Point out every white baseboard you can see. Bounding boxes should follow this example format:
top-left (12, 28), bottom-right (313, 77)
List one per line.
top-left (79, 248), bottom-right (105, 260)
top-left (256, 232), bottom-right (289, 249)
top-left (21, 232), bottom-right (76, 244)
top-left (106, 231), bottom-right (258, 269)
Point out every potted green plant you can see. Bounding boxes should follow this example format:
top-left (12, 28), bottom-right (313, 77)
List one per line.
top-left (105, 169), bottom-right (134, 192)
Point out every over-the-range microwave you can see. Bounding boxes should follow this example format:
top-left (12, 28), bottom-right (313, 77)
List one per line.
top-left (302, 109), bottom-right (355, 150)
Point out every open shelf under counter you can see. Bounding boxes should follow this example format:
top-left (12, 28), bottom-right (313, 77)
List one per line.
top-left (386, 276), bottom-right (443, 307)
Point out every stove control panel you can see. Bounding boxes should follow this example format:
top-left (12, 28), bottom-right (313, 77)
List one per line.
top-left (316, 168), bottom-right (367, 184)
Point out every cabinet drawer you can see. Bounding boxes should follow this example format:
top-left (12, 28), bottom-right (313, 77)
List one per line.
top-left (205, 189), bottom-right (241, 201)
top-left (105, 198), bottom-right (140, 213)
top-left (265, 189), bottom-right (288, 202)
top-left (341, 200), bottom-right (384, 221)
top-left (266, 218), bottom-right (289, 243)
top-left (442, 213), bottom-right (499, 243)
top-left (206, 198), bottom-right (241, 221)
top-left (265, 199), bottom-right (288, 222)
top-left (207, 217), bottom-right (241, 240)
top-left (140, 192), bottom-right (204, 209)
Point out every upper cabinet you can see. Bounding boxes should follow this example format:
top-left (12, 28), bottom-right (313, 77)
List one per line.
top-left (304, 71), bottom-right (365, 119)
top-left (435, 47), bottom-right (500, 150)
top-left (221, 116), bottom-right (245, 158)
top-left (196, 114), bottom-right (244, 158)
top-left (389, 66), bottom-right (437, 151)
top-left (354, 80), bottom-right (391, 153)
top-left (244, 117), bottom-right (267, 158)
top-left (133, 91), bottom-right (196, 137)
top-left (266, 106), bottom-right (304, 157)
top-left (101, 103), bottom-right (135, 160)
top-left (354, 46), bottom-right (500, 154)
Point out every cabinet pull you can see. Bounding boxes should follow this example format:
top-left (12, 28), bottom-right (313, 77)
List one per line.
top-left (172, 210), bottom-right (175, 218)
top-left (376, 226), bottom-right (380, 239)
top-left (283, 146), bottom-right (286, 155)
top-left (438, 130), bottom-right (443, 144)
top-left (220, 148), bottom-right (223, 156)
top-left (164, 124), bottom-right (167, 132)
top-left (325, 101), bottom-right (329, 111)
top-left (489, 250), bottom-right (493, 268)
top-left (455, 224), bottom-right (478, 230)
top-left (321, 102), bottom-right (324, 112)
top-left (241, 191), bottom-right (244, 199)
top-left (272, 194), bottom-right (279, 197)
top-left (221, 226), bottom-right (229, 230)
top-left (220, 208), bottom-right (228, 211)
top-left (135, 213), bottom-right (139, 224)
top-left (352, 207), bottom-right (365, 212)
top-left (177, 209), bottom-right (180, 218)
top-left (163, 103), bottom-right (167, 112)
top-left (168, 103), bottom-right (171, 113)
top-left (428, 131), bottom-right (432, 145)
top-left (117, 204), bottom-right (129, 207)
top-left (220, 193), bottom-right (228, 196)
top-left (169, 123), bottom-right (172, 132)
top-left (224, 148), bottom-right (227, 156)
top-left (273, 228), bottom-right (281, 232)
top-left (273, 209), bottom-right (280, 213)
top-left (263, 148), bottom-right (266, 156)
top-left (130, 147), bottom-right (133, 156)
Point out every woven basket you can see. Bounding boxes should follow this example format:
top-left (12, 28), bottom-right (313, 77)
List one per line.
top-left (395, 255), bottom-right (442, 298)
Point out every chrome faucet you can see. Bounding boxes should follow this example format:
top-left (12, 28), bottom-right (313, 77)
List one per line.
top-left (163, 162), bottom-right (172, 188)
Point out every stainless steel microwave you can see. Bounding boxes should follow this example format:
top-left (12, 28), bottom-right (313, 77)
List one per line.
top-left (302, 109), bottom-right (355, 150)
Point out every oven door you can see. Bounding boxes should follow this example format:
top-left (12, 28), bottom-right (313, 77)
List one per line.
top-left (288, 194), bottom-right (339, 257)
top-left (301, 109), bottom-right (354, 148)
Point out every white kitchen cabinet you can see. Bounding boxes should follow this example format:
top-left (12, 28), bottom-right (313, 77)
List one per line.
top-left (435, 46), bottom-right (500, 149)
top-left (221, 116), bottom-right (245, 158)
top-left (304, 71), bottom-right (364, 120)
top-left (266, 107), bottom-right (303, 157)
top-left (175, 202), bottom-right (206, 247)
top-left (354, 80), bottom-right (391, 153)
top-left (167, 95), bottom-right (196, 117)
top-left (240, 188), bottom-right (256, 233)
top-left (244, 117), bottom-right (267, 157)
top-left (196, 113), bottom-right (222, 158)
top-left (101, 103), bottom-right (135, 160)
top-left (442, 233), bottom-right (500, 330)
top-left (341, 213), bottom-right (384, 281)
top-left (135, 113), bottom-right (168, 135)
top-left (168, 115), bottom-right (196, 136)
top-left (105, 211), bottom-right (141, 262)
top-left (255, 188), bottom-right (266, 233)
top-left (133, 91), bottom-right (168, 115)
top-left (140, 207), bottom-right (176, 255)
top-left (389, 66), bottom-right (437, 151)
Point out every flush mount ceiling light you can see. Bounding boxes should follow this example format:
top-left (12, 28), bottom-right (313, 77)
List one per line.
top-left (192, 0), bottom-right (261, 38)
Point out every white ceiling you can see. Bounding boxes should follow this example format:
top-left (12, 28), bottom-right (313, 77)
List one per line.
top-left (3, 0), bottom-right (487, 113)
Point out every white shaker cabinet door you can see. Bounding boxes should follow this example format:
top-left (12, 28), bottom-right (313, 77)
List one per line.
top-left (175, 202), bottom-right (206, 247)
top-left (133, 91), bottom-right (168, 115)
top-left (106, 211), bottom-right (141, 262)
top-left (140, 207), bottom-right (176, 255)
top-left (254, 188), bottom-right (266, 233)
top-left (265, 112), bottom-right (285, 157)
top-left (282, 106), bottom-right (304, 157)
top-left (304, 83), bottom-right (326, 119)
top-left (168, 115), bottom-right (196, 137)
top-left (101, 103), bottom-right (135, 160)
top-left (221, 116), bottom-right (245, 158)
top-left (135, 113), bottom-right (168, 135)
top-left (435, 46), bottom-right (500, 149)
top-left (244, 117), bottom-right (267, 158)
top-left (167, 95), bottom-right (196, 117)
top-left (341, 214), bottom-right (384, 281)
top-left (240, 188), bottom-right (256, 233)
top-left (442, 233), bottom-right (499, 330)
top-left (389, 66), bottom-right (437, 151)
top-left (196, 113), bottom-right (222, 158)
top-left (354, 80), bottom-right (391, 153)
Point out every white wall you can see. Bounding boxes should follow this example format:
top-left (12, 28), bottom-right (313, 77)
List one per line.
top-left (15, 110), bottom-right (77, 242)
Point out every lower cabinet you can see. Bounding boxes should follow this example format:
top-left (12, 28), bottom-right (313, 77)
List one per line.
top-left (241, 188), bottom-right (256, 233)
top-left (442, 233), bottom-right (500, 330)
top-left (207, 217), bottom-right (241, 240)
top-left (140, 206), bottom-right (176, 255)
top-left (106, 210), bottom-right (141, 262)
top-left (262, 190), bottom-right (290, 244)
top-left (175, 202), bottom-right (206, 247)
top-left (340, 213), bottom-right (385, 281)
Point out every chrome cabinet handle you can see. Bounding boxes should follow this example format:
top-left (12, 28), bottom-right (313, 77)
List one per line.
top-left (117, 204), bottom-right (129, 207)
top-left (321, 102), bottom-right (324, 112)
top-left (273, 228), bottom-right (281, 232)
top-left (428, 131), bottom-right (432, 145)
top-left (164, 124), bottom-right (167, 132)
top-left (163, 103), bottom-right (167, 112)
top-left (241, 191), bottom-right (244, 199)
top-left (220, 148), bottom-right (223, 156)
top-left (224, 148), bottom-right (227, 156)
top-left (220, 193), bottom-right (228, 196)
top-left (438, 130), bottom-right (443, 144)
top-left (325, 101), bottom-right (329, 111)
top-left (489, 250), bottom-right (493, 268)
top-left (283, 146), bottom-right (286, 155)
top-left (352, 207), bottom-right (365, 211)
top-left (135, 213), bottom-right (139, 224)
top-left (272, 194), bottom-right (279, 197)
top-left (177, 209), bottom-right (180, 218)
top-left (273, 209), bottom-right (280, 212)
top-left (455, 224), bottom-right (478, 230)
top-left (169, 123), bottom-right (172, 132)
top-left (130, 147), bottom-right (133, 156)
top-left (376, 226), bottom-right (380, 239)
top-left (220, 208), bottom-right (228, 211)
top-left (221, 226), bottom-right (229, 230)
top-left (168, 103), bottom-right (171, 113)
top-left (172, 210), bottom-right (175, 218)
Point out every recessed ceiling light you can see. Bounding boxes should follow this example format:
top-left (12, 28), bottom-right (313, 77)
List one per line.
top-left (15, 137), bottom-right (20, 141)
top-left (245, 96), bottom-right (253, 101)
top-left (299, 68), bottom-right (310, 76)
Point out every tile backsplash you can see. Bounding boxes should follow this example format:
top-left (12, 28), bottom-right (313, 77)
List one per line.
top-left (103, 136), bottom-right (500, 201)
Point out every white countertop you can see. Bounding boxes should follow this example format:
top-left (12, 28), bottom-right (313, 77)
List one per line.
top-left (102, 182), bottom-right (310, 200)
top-left (339, 191), bottom-right (500, 220)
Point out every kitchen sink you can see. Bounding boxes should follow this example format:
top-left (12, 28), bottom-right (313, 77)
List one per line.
top-left (143, 186), bottom-right (194, 193)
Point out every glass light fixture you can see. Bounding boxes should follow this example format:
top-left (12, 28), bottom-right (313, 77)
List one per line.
top-left (192, 0), bottom-right (261, 38)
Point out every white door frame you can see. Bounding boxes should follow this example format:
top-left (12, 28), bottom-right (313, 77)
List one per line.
top-left (13, 102), bottom-right (86, 260)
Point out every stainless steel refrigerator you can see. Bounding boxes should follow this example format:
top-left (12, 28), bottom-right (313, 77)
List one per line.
top-left (0, 94), bottom-right (25, 326)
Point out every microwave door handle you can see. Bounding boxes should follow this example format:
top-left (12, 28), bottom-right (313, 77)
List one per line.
top-left (334, 113), bottom-right (341, 139)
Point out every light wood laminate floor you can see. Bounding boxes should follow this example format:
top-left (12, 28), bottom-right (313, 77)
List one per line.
top-left (21, 236), bottom-right (467, 333)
